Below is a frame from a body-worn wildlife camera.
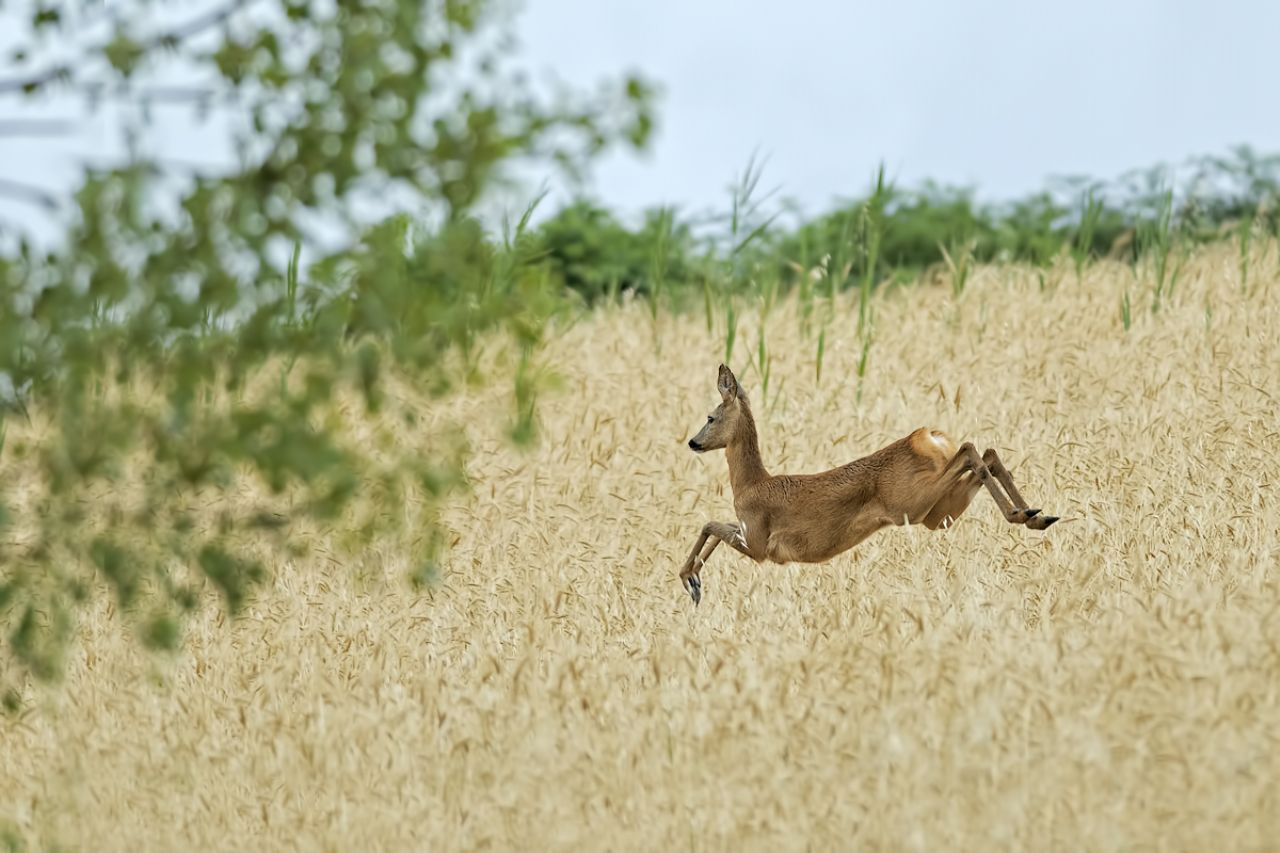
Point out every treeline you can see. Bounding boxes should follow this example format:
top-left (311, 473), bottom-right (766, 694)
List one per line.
top-left (531, 147), bottom-right (1280, 304)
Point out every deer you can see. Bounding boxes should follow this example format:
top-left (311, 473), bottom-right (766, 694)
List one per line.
top-left (679, 363), bottom-right (1059, 604)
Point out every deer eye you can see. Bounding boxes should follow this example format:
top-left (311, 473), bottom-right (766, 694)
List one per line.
top-left (707, 416), bottom-right (715, 423)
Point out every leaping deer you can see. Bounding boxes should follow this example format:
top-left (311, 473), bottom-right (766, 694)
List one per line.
top-left (679, 364), bottom-right (1059, 604)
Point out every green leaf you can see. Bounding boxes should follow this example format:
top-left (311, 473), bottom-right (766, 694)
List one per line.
top-left (197, 545), bottom-right (266, 616)
top-left (90, 538), bottom-right (139, 608)
top-left (102, 32), bottom-right (145, 76)
top-left (142, 613), bottom-right (181, 652)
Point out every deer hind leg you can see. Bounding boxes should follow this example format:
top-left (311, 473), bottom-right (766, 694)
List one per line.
top-left (679, 521), bottom-right (750, 605)
top-left (917, 442), bottom-right (1041, 528)
top-left (921, 469), bottom-right (983, 530)
top-left (982, 448), bottom-right (1059, 529)
top-left (882, 444), bottom-right (981, 529)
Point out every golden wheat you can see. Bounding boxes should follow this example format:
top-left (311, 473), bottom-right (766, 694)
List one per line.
top-left (3, 244), bottom-right (1279, 851)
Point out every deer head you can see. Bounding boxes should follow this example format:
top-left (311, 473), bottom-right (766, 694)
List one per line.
top-left (688, 364), bottom-right (746, 453)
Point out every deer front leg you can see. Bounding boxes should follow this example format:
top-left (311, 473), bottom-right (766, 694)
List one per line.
top-left (679, 521), bottom-right (750, 605)
top-left (679, 528), bottom-right (712, 603)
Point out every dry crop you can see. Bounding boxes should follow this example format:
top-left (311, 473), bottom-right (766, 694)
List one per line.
top-left (3, 243), bottom-right (1279, 850)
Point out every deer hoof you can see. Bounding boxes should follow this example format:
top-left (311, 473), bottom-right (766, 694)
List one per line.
top-left (685, 574), bottom-right (702, 605)
top-left (1024, 508), bottom-right (1041, 518)
top-left (1027, 514), bottom-right (1059, 530)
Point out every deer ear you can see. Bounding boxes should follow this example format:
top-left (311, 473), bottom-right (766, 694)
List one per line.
top-left (717, 363), bottom-right (739, 401)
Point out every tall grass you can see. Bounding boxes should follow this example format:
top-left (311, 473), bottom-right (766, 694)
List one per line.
top-left (646, 206), bottom-right (675, 351)
top-left (939, 238), bottom-right (974, 298)
top-left (848, 167), bottom-right (889, 402)
top-left (1238, 210), bottom-right (1254, 294)
top-left (1139, 189), bottom-right (1188, 314)
top-left (1072, 188), bottom-right (1104, 284)
top-left (857, 165), bottom-right (889, 335)
top-left (718, 154), bottom-right (781, 401)
top-left (496, 191), bottom-right (555, 444)
top-left (813, 213), bottom-right (854, 384)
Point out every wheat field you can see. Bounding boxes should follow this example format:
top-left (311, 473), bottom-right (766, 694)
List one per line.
top-left (3, 244), bottom-right (1279, 851)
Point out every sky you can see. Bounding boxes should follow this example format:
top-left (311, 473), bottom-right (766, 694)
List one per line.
top-left (514, 0), bottom-right (1280, 218)
top-left (2, 0), bottom-right (1278, 238)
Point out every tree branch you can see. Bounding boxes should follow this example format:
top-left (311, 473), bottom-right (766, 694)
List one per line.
top-left (73, 81), bottom-right (236, 106)
top-left (0, 178), bottom-right (61, 210)
top-left (0, 0), bottom-right (258, 96)
top-left (0, 119), bottom-right (75, 136)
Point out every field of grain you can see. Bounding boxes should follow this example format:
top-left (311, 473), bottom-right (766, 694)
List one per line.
top-left (3, 243), bottom-right (1279, 851)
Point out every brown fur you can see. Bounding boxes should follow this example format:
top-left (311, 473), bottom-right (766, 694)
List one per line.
top-left (680, 364), bottom-right (1058, 603)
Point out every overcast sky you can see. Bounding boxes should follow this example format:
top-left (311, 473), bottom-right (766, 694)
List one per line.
top-left (516, 0), bottom-right (1279, 217)
top-left (3, 0), bottom-right (1278, 237)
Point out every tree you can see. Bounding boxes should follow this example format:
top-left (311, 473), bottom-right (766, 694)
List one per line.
top-left (0, 0), bottom-right (656, 691)
top-left (533, 201), bottom-right (694, 303)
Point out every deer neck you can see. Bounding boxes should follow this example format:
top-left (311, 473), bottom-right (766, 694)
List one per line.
top-left (726, 403), bottom-right (769, 495)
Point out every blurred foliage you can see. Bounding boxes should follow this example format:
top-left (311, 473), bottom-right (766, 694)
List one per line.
top-left (0, 0), bottom-right (655, 685)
